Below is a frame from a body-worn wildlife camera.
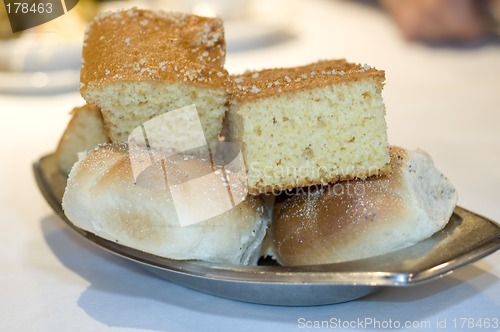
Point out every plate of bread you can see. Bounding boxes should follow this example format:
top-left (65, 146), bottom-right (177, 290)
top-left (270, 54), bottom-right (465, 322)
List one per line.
top-left (35, 8), bottom-right (500, 306)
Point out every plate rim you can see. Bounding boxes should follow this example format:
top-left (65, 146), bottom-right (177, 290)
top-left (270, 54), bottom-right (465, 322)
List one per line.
top-left (33, 153), bottom-right (500, 288)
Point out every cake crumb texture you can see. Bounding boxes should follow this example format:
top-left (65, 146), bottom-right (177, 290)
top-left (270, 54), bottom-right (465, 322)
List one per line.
top-left (80, 8), bottom-right (230, 143)
top-left (225, 60), bottom-right (391, 194)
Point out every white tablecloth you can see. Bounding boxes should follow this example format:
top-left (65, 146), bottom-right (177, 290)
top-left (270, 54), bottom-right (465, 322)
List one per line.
top-left (1, 0), bottom-right (499, 331)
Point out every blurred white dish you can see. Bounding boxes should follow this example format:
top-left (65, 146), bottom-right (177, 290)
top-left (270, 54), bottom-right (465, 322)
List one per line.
top-left (0, 37), bottom-right (82, 72)
top-left (0, 69), bottom-right (80, 94)
top-left (0, 35), bottom-right (82, 94)
top-left (225, 20), bottom-right (295, 52)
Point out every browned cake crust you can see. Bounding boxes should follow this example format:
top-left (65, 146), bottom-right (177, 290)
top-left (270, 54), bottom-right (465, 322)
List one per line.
top-left (230, 60), bottom-right (385, 102)
top-left (80, 8), bottom-right (230, 93)
top-left (225, 59), bottom-right (389, 195)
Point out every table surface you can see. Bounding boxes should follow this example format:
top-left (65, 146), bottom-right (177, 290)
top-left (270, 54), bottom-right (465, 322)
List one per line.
top-left (1, 0), bottom-right (499, 331)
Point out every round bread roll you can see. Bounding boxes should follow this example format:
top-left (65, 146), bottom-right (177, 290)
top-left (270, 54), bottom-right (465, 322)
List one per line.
top-left (62, 143), bottom-right (269, 265)
top-left (269, 146), bottom-right (458, 266)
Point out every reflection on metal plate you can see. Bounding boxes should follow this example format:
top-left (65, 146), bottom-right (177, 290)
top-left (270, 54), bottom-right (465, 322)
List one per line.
top-left (34, 154), bottom-right (500, 306)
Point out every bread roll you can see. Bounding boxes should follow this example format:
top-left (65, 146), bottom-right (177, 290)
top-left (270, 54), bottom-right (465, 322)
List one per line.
top-left (269, 146), bottom-right (458, 265)
top-left (62, 143), bottom-right (269, 265)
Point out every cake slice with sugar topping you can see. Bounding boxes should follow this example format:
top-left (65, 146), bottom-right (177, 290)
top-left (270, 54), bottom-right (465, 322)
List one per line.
top-left (225, 60), bottom-right (391, 195)
top-left (80, 8), bottom-right (231, 144)
top-left (56, 104), bottom-right (110, 175)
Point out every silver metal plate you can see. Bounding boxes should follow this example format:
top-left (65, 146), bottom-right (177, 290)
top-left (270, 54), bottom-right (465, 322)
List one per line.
top-left (33, 154), bottom-right (500, 306)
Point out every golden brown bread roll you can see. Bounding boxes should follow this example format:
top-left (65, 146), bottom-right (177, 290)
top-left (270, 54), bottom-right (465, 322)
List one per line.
top-left (62, 143), bottom-right (269, 265)
top-left (268, 146), bottom-right (458, 265)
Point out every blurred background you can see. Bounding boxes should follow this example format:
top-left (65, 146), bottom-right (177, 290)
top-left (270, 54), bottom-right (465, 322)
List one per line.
top-left (2, 0), bottom-right (499, 88)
